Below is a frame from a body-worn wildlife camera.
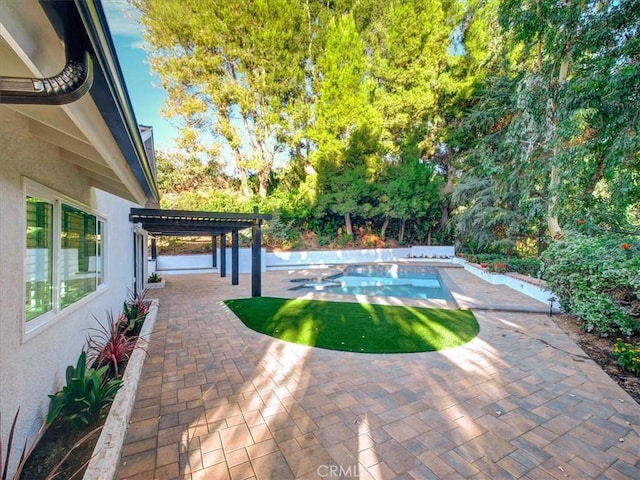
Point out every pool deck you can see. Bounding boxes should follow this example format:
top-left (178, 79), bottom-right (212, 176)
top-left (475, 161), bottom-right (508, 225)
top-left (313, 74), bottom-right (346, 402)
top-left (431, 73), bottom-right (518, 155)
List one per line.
top-left (117, 268), bottom-right (640, 479)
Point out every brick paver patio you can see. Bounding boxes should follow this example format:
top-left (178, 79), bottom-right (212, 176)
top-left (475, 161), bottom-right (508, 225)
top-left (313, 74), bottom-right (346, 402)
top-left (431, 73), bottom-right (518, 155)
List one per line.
top-left (118, 267), bottom-right (640, 479)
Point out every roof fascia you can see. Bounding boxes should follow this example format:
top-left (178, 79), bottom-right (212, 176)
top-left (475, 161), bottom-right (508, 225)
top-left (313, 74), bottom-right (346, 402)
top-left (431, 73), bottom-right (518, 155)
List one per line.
top-left (71, 0), bottom-right (159, 205)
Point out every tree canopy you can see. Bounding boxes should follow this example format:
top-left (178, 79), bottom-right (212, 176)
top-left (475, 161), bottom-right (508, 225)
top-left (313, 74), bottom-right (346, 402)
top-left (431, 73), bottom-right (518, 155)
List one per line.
top-left (135, 0), bottom-right (640, 251)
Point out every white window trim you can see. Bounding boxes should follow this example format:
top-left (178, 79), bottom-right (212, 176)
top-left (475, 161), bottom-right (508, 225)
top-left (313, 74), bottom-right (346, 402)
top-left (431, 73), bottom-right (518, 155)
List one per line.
top-left (23, 178), bottom-right (108, 341)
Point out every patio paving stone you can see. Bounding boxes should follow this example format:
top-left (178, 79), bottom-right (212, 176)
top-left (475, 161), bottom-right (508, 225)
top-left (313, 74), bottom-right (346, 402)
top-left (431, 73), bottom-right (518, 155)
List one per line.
top-left (117, 268), bottom-right (640, 479)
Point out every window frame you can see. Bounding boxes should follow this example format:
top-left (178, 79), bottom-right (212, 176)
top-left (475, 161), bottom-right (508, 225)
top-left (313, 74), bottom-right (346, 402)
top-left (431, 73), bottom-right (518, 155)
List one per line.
top-left (23, 178), bottom-right (108, 340)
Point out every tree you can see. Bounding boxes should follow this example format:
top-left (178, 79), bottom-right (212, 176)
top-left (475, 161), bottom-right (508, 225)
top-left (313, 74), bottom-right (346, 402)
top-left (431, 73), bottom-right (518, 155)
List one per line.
top-left (312, 13), bottom-right (382, 236)
top-left (377, 158), bottom-right (441, 243)
top-left (155, 150), bottom-right (226, 195)
top-left (133, 0), bottom-right (309, 198)
top-left (497, 0), bottom-right (640, 239)
top-left (362, 0), bottom-right (493, 240)
top-left (452, 0), bottom-right (639, 252)
top-left (364, 0), bottom-right (466, 153)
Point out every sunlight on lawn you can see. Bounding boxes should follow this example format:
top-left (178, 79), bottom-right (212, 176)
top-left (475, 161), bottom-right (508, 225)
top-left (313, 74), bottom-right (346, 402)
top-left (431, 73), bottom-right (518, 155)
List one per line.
top-left (225, 297), bottom-right (479, 353)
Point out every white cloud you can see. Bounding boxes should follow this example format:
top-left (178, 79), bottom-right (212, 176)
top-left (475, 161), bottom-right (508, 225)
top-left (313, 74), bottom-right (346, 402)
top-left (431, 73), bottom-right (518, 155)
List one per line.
top-left (102, 0), bottom-right (143, 39)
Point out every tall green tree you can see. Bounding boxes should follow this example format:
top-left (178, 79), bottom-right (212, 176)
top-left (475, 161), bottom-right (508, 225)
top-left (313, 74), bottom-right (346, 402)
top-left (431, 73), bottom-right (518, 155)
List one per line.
top-left (498, 0), bottom-right (640, 239)
top-left (377, 158), bottom-right (441, 243)
top-left (156, 151), bottom-right (226, 194)
top-left (134, 0), bottom-right (309, 198)
top-left (363, 0), bottom-right (493, 238)
top-left (452, 0), bottom-right (639, 252)
top-left (364, 0), bottom-right (465, 154)
top-left (312, 13), bottom-right (382, 235)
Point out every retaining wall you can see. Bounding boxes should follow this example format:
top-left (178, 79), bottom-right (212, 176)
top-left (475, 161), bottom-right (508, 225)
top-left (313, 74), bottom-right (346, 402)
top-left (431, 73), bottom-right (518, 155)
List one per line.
top-left (462, 262), bottom-right (561, 311)
top-left (151, 246), bottom-right (455, 273)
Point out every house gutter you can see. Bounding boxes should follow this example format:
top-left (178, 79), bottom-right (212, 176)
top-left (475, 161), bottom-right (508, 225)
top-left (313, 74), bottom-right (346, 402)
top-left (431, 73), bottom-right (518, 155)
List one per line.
top-left (0, 0), bottom-right (159, 205)
top-left (0, 1), bottom-right (94, 105)
top-left (0, 49), bottom-right (93, 105)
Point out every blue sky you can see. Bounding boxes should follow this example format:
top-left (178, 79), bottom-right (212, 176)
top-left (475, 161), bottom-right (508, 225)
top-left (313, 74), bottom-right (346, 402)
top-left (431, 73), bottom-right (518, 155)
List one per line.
top-left (103, 1), bottom-right (179, 151)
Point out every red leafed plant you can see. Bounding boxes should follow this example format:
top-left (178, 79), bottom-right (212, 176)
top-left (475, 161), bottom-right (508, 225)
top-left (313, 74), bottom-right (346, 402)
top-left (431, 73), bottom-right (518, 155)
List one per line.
top-left (86, 311), bottom-right (140, 378)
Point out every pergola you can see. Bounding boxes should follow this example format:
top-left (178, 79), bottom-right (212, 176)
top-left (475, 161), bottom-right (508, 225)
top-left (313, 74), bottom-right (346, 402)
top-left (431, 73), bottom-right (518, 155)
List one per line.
top-left (129, 207), bottom-right (272, 297)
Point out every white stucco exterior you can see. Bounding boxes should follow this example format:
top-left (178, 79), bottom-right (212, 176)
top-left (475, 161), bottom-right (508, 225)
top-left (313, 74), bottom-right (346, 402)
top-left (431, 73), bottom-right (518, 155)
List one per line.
top-left (0, 107), bottom-right (149, 459)
top-left (0, 2), bottom-right (161, 471)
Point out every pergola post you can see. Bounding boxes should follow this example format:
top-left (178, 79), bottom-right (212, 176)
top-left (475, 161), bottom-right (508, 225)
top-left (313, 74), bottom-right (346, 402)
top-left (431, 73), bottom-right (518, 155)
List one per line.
top-left (220, 233), bottom-right (226, 278)
top-left (231, 230), bottom-right (239, 285)
top-left (251, 207), bottom-right (262, 297)
top-left (211, 235), bottom-right (217, 267)
top-left (150, 237), bottom-right (157, 260)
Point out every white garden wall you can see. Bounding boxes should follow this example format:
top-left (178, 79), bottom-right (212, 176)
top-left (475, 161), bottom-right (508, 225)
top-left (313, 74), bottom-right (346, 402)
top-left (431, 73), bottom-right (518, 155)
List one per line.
top-left (266, 248), bottom-right (412, 269)
top-left (462, 262), bottom-right (561, 310)
top-left (152, 246), bottom-right (456, 274)
top-left (155, 248), bottom-right (267, 274)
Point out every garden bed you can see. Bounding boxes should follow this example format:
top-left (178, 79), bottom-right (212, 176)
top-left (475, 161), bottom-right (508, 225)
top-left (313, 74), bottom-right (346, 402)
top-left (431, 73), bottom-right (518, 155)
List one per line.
top-left (19, 300), bottom-right (158, 480)
top-left (551, 313), bottom-right (640, 404)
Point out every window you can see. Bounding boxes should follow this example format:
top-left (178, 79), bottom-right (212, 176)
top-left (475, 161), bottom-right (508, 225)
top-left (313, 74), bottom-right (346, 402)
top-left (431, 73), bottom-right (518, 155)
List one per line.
top-left (26, 197), bottom-right (54, 321)
top-left (25, 181), bottom-right (106, 332)
top-left (60, 204), bottom-right (104, 307)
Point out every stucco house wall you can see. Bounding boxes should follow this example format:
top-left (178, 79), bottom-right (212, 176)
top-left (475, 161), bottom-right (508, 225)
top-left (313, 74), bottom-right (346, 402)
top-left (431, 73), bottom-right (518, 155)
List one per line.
top-left (0, 107), bottom-right (146, 457)
top-left (0, 3), bottom-right (160, 472)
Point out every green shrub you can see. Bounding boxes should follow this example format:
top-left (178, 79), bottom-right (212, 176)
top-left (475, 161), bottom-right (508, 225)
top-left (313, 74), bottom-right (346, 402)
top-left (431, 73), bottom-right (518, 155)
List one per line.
top-left (540, 233), bottom-right (640, 336)
top-left (505, 258), bottom-right (542, 277)
top-left (148, 272), bottom-right (161, 283)
top-left (467, 253), bottom-right (506, 264)
top-left (612, 339), bottom-right (640, 376)
top-left (466, 254), bottom-right (541, 277)
top-left (46, 351), bottom-right (122, 428)
top-left (122, 289), bottom-right (149, 333)
top-left (262, 210), bottom-right (302, 249)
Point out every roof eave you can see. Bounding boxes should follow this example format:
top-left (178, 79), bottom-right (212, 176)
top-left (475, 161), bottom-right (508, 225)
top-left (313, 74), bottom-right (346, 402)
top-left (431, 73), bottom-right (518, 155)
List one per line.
top-left (72, 0), bottom-right (159, 205)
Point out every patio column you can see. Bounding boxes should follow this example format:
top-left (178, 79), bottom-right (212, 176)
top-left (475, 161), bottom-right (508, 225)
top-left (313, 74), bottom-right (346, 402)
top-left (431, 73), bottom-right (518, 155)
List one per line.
top-left (211, 235), bottom-right (217, 267)
top-left (220, 233), bottom-right (226, 278)
top-left (231, 230), bottom-right (239, 285)
top-left (150, 237), bottom-right (157, 260)
top-left (251, 207), bottom-right (262, 297)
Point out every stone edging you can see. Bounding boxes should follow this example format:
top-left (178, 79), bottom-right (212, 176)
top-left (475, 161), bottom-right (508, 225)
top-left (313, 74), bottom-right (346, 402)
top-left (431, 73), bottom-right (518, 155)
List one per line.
top-left (82, 299), bottom-right (159, 480)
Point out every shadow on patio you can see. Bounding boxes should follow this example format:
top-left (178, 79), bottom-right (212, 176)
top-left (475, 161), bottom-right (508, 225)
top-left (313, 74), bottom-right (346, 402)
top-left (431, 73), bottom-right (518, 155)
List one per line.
top-left (118, 271), bottom-right (640, 479)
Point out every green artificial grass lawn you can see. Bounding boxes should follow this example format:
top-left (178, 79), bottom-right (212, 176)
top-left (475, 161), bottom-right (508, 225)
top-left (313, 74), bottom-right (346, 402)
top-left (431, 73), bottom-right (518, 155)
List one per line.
top-left (224, 297), bottom-right (479, 353)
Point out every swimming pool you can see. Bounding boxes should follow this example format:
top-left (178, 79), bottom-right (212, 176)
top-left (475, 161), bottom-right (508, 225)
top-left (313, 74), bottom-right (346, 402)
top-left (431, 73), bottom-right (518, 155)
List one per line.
top-left (300, 264), bottom-right (452, 300)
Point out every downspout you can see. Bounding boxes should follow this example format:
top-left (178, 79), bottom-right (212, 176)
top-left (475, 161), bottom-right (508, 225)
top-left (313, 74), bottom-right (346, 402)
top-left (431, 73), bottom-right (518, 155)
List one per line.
top-left (0, 19), bottom-right (93, 105)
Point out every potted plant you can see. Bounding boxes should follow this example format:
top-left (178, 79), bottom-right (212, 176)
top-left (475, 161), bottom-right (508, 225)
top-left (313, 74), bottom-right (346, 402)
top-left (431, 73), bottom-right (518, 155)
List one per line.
top-left (147, 272), bottom-right (165, 289)
top-left (148, 272), bottom-right (162, 283)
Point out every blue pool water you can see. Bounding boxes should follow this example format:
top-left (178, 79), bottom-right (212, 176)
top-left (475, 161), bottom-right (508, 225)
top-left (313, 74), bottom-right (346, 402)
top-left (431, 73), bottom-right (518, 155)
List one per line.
top-left (303, 265), bottom-right (451, 300)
